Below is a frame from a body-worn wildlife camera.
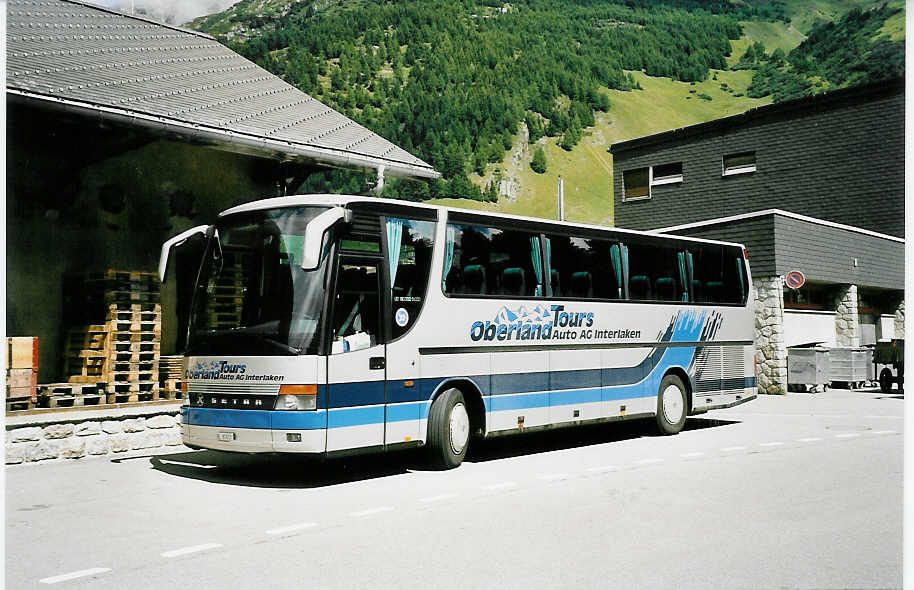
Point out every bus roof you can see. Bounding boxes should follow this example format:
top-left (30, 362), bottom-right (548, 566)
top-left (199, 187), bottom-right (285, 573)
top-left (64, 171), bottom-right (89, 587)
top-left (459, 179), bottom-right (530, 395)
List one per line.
top-left (219, 194), bottom-right (747, 250)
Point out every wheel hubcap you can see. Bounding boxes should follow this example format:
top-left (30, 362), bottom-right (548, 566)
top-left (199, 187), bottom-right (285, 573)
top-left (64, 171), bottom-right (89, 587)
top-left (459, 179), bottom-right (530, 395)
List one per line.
top-left (448, 402), bottom-right (470, 454)
top-left (662, 385), bottom-right (684, 424)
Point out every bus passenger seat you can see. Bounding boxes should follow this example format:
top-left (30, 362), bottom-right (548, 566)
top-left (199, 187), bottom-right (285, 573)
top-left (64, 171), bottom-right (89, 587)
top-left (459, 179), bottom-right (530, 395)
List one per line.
top-left (463, 264), bottom-right (487, 295)
top-left (629, 275), bottom-right (651, 300)
top-left (569, 271), bottom-right (593, 298)
top-left (445, 267), bottom-right (464, 294)
top-left (550, 269), bottom-right (561, 297)
top-left (500, 267), bottom-right (526, 296)
top-left (690, 279), bottom-right (703, 302)
top-left (706, 281), bottom-right (723, 302)
top-left (655, 277), bottom-right (676, 301)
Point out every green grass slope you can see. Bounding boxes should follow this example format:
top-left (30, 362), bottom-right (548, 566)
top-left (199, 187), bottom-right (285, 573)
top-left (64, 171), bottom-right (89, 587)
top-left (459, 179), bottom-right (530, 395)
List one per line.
top-left (430, 70), bottom-right (770, 226)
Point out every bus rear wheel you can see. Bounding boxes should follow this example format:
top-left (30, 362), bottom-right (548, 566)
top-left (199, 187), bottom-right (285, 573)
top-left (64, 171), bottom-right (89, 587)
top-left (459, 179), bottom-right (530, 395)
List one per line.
top-left (426, 388), bottom-right (470, 469)
top-left (655, 374), bottom-right (688, 435)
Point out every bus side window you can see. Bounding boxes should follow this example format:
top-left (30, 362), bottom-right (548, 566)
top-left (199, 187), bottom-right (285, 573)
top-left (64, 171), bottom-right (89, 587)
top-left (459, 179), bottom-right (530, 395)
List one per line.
top-left (626, 243), bottom-right (682, 302)
top-left (444, 223), bottom-right (542, 298)
top-left (388, 218), bottom-right (436, 339)
top-left (545, 235), bottom-right (622, 300)
top-left (331, 262), bottom-right (381, 353)
top-left (696, 245), bottom-right (724, 304)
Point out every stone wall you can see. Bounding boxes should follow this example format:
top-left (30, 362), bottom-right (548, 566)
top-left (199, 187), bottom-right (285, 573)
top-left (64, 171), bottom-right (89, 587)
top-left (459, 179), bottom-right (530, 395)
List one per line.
top-left (754, 276), bottom-right (787, 395)
top-left (834, 284), bottom-right (860, 347)
top-left (6, 410), bottom-right (182, 464)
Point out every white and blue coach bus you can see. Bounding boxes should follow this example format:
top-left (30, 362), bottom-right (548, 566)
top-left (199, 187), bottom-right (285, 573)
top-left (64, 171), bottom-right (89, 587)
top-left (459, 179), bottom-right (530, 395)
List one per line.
top-left (160, 195), bottom-right (756, 469)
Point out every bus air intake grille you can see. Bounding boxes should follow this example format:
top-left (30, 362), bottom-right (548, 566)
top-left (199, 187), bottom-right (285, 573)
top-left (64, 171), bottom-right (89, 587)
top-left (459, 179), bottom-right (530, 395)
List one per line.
top-left (187, 383), bottom-right (281, 396)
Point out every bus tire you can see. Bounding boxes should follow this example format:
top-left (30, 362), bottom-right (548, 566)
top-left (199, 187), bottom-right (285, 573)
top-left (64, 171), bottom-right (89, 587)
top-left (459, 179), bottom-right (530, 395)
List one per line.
top-left (655, 374), bottom-right (688, 435)
top-left (426, 388), bottom-right (470, 469)
top-left (880, 368), bottom-right (894, 393)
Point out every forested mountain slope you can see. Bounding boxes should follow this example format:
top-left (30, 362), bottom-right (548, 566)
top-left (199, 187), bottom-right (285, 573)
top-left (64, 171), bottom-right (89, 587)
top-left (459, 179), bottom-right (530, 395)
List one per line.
top-left (191, 0), bottom-right (903, 224)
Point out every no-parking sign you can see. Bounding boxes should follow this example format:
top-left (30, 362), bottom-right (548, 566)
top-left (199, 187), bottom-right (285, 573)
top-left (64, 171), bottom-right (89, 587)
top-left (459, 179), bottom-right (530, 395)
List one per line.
top-left (785, 270), bottom-right (806, 290)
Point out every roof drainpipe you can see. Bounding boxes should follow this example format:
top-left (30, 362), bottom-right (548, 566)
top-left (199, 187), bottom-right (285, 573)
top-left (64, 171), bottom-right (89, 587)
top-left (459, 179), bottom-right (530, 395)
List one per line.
top-left (373, 165), bottom-right (386, 195)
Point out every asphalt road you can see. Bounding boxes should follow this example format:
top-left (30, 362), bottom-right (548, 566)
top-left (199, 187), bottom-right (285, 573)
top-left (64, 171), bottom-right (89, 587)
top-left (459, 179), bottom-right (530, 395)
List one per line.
top-left (6, 389), bottom-right (903, 589)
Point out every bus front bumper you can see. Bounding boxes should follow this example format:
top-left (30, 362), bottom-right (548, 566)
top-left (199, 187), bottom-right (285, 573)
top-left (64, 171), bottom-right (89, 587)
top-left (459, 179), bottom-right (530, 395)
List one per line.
top-left (181, 407), bottom-right (326, 453)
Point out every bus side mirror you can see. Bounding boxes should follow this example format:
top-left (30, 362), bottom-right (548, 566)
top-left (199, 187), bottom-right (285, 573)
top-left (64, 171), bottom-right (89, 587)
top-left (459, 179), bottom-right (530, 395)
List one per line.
top-left (159, 225), bottom-right (210, 283)
top-left (301, 207), bottom-right (351, 271)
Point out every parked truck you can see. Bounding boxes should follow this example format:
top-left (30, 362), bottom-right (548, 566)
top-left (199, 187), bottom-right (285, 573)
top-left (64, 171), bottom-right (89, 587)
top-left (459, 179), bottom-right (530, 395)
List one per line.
top-left (873, 339), bottom-right (904, 393)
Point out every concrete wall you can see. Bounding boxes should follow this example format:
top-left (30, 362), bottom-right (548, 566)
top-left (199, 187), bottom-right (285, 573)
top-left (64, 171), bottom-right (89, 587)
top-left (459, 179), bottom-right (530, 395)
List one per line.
top-left (783, 310), bottom-right (836, 347)
top-left (5, 406), bottom-right (183, 464)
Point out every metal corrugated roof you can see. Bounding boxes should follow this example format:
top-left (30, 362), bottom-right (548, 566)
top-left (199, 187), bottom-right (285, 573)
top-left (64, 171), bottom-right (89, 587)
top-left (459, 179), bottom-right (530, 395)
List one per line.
top-left (6, 0), bottom-right (438, 179)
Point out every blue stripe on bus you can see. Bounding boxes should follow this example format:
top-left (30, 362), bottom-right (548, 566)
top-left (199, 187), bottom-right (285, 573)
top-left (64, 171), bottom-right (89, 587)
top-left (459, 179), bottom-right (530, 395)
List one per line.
top-left (492, 371), bottom-right (549, 395)
top-left (271, 410), bottom-right (328, 430)
top-left (487, 392), bottom-right (550, 412)
top-left (182, 373), bottom-right (757, 431)
top-left (328, 405), bottom-right (385, 428)
top-left (387, 401), bottom-right (430, 423)
top-left (550, 369), bottom-right (601, 389)
top-left (328, 380), bottom-right (385, 408)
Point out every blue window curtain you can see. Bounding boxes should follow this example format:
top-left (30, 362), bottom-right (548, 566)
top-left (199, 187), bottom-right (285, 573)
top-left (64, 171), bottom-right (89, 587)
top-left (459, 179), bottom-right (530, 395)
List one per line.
top-left (386, 217), bottom-right (404, 286)
top-left (677, 251), bottom-right (694, 302)
top-left (543, 237), bottom-right (552, 296)
top-left (442, 225), bottom-right (456, 291)
top-left (530, 236), bottom-right (543, 296)
top-left (620, 244), bottom-right (629, 299)
top-left (736, 257), bottom-right (745, 302)
top-left (610, 243), bottom-right (627, 299)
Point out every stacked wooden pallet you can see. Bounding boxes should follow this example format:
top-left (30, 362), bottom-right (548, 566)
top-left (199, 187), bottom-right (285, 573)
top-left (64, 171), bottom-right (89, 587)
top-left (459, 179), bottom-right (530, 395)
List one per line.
top-left (64, 270), bottom-right (162, 404)
top-left (207, 253), bottom-right (246, 330)
top-left (38, 382), bottom-right (105, 409)
top-left (158, 355), bottom-right (185, 400)
top-left (5, 337), bottom-right (39, 412)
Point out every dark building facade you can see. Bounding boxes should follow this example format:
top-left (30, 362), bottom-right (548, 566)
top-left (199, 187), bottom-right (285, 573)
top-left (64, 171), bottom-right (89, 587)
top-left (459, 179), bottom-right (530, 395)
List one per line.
top-left (610, 80), bottom-right (904, 238)
top-left (610, 81), bottom-right (904, 394)
top-left (6, 0), bottom-right (437, 382)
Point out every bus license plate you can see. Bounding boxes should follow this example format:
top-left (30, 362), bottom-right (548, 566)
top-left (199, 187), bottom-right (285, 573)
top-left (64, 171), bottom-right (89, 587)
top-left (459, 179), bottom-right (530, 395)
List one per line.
top-left (218, 432), bottom-right (236, 442)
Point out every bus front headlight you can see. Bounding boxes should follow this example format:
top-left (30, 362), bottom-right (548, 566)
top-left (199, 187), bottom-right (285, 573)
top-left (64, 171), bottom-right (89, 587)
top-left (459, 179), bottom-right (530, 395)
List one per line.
top-left (275, 385), bottom-right (318, 411)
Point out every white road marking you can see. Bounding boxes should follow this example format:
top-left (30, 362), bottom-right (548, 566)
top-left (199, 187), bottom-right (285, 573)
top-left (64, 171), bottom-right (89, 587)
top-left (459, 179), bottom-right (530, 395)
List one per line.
top-left (797, 437), bottom-right (823, 442)
top-left (587, 465), bottom-right (618, 472)
top-left (873, 430), bottom-right (896, 435)
top-left (634, 458), bottom-right (663, 465)
top-left (420, 493), bottom-right (458, 503)
top-left (864, 415), bottom-right (904, 419)
top-left (161, 543), bottom-right (222, 558)
top-left (537, 473), bottom-right (569, 481)
top-left (40, 568), bottom-right (111, 584)
top-left (482, 482), bottom-right (516, 491)
top-left (159, 460), bottom-right (218, 469)
top-left (680, 452), bottom-right (705, 458)
top-left (835, 433), bottom-right (861, 439)
top-left (349, 507), bottom-right (394, 517)
top-left (721, 446), bottom-right (747, 452)
top-left (266, 522), bottom-right (319, 535)
top-left (759, 442), bottom-right (784, 447)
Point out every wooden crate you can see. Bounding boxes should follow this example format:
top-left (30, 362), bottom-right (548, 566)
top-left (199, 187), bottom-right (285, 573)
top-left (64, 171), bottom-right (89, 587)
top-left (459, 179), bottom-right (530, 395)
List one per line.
top-left (6, 337), bottom-right (38, 370)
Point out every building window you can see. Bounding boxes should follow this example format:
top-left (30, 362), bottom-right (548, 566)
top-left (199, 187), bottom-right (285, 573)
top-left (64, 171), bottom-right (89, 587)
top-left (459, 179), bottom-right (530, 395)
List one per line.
top-left (650, 162), bottom-right (683, 186)
top-left (622, 167), bottom-right (650, 201)
top-left (722, 151), bottom-right (756, 176)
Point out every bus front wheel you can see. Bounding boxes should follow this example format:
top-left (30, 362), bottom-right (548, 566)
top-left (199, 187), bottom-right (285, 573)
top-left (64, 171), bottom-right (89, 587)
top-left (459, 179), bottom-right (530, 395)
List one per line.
top-left (427, 388), bottom-right (470, 469)
top-left (655, 374), bottom-right (688, 435)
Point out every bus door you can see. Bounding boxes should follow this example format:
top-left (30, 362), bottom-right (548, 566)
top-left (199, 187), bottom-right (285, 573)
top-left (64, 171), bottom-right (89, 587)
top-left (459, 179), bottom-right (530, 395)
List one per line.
top-left (326, 257), bottom-right (387, 452)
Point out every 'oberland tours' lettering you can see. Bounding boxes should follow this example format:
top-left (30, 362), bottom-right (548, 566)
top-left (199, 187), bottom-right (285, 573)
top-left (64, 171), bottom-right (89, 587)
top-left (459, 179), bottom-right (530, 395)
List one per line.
top-left (469, 305), bottom-right (641, 342)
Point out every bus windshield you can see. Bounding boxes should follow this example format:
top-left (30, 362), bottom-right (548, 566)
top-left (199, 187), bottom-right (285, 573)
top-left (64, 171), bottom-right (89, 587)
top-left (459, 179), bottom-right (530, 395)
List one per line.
top-left (186, 206), bottom-right (332, 356)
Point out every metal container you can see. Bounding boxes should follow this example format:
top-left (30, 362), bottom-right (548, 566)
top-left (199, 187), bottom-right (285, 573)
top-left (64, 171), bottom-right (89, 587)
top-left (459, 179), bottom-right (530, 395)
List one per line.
top-left (787, 347), bottom-right (830, 392)
top-left (862, 348), bottom-right (875, 381)
top-left (828, 347), bottom-right (869, 387)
